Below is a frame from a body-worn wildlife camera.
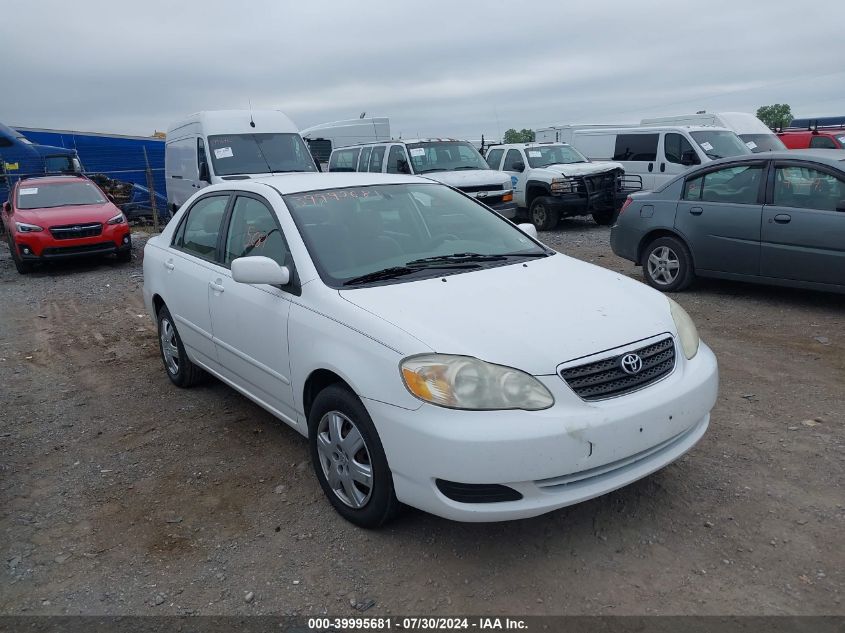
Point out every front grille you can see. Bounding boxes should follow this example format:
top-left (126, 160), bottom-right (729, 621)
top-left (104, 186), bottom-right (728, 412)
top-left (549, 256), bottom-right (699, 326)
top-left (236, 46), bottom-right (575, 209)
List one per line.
top-left (560, 337), bottom-right (675, 401)
top-left (49, 223), bottom-right (102, 239)
top-left (435, 479), bottom-right (523, 503)
top-left (459, 184), bottom-right (504, 193)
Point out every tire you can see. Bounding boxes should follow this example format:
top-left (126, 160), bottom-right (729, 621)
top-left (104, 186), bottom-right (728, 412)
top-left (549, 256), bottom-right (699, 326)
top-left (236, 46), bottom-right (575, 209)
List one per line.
top-left (591, 208), bottom-right (616, 226)
top-left (308, 384), bottom-right (400, 528)
top-left (7, 234), bottom-right (33, 274)
top-left (641, 236), bottom-right (695, 292)
top-left (529, 197), bottom-right (560, 231)
top-left (116, 248), bottom-right (132, 264)
top-left (157, 305), bottom-right (204, 387)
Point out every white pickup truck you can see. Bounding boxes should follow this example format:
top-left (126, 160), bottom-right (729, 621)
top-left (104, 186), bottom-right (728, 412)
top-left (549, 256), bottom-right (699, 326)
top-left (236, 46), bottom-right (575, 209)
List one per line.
top-left (484, 142), bottom-right (641, 230)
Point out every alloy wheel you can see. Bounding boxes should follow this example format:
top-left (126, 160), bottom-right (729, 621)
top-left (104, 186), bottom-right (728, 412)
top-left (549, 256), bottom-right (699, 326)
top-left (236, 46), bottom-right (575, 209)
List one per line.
top-left (532, 204), bottom-right (547, 227)
top-left (160, 318), bottom-right (180, 375)
top-left (316, 410), bottom-right (374, 509)
top-left (647, 246), bottom-right (680, 286)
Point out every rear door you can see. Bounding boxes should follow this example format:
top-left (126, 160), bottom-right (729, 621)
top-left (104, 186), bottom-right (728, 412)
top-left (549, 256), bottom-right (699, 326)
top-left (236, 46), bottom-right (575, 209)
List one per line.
top-left (675, 161), bottom-right (767, 275)
top-left (166, 192), bottom-right (231, 366)
top-left (613, 133), bottom-right (660, 190)
top-left (208, 193), bottom-right (297, 421)
top-left (760, 161), bottom-right (845, 286)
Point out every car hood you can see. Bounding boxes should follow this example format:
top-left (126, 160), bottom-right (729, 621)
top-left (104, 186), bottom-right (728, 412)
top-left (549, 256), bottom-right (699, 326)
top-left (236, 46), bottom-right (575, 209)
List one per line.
top-left (537, 161), bottom-right (624, 178)
top-left (420, 169), bottom-right (511, 190)
top-left (339, 254), bottom-right (674, 375)
top-left (16, 202), bottom-right (121, 227)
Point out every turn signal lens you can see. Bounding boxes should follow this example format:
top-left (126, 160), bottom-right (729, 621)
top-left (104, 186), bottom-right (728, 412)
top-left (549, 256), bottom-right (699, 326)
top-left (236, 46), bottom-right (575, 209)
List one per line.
top-left (502, 191), bottom-right (513, 202)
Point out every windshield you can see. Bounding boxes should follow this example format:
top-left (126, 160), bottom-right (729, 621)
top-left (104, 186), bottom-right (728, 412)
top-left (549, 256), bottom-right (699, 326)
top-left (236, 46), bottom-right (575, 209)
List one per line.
top-left (284, 183), bottom-right (548, 287)
top-left (738, 134), bottom-right (786, 153)
top-left (525, 144), bottom-right (588, 168)
top-left (690, 131), bottom-right (752, 159)
top-left (16, 180), bottom-right (106, 209)
top-left (405, 141), bottom-right (490, 174)
top-left (207, 133), bottom-right (318, 176)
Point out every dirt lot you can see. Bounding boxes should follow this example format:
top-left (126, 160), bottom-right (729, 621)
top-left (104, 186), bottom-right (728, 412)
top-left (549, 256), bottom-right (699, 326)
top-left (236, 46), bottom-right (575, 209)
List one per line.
top-left (1, 221), bottom-right (843, 616)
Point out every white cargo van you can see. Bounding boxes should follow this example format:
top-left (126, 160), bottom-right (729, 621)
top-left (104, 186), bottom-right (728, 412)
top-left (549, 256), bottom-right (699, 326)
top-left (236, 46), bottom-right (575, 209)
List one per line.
top-left (300, 117), bottom-right (390, 168)
top-left (537, 125), bottom-right (752, 190)
top-left (640, 112), bottom-right (785, 152)
top-left (165, 110), bottom-right (318, 212)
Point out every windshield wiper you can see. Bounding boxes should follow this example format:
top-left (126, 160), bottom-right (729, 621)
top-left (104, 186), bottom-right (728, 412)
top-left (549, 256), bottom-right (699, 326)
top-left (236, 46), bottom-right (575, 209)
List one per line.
top-left (405, 252), bottom-right (514, 266)
top-left (343, 267), bottom-right (417, 286)
top-left (417, 168), bottom-right (445, 174)
top-left (451, 166), bottom-right (479, 171)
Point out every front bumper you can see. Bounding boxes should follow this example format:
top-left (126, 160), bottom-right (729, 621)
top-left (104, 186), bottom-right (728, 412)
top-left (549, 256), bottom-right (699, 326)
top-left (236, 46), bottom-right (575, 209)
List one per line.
top-left (367, 340), bottom-right (718, 522)
top-left (14, 226), bottom-right (131, 260)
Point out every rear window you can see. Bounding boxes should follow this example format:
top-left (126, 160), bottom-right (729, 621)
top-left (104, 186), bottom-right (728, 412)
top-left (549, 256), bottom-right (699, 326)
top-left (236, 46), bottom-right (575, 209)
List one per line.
top-left (16, 180), bottom-right (106, 209)
top-left (613, 134), bottom-right (659, 162)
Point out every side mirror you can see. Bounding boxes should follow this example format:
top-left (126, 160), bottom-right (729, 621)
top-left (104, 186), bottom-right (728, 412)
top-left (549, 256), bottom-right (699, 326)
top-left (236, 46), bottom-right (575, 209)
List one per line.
top-left (512, 161), bottom-right (525, 173)
top-left (231, 256), bottom-right (290, 286)
top-left (517, 223), bottom-right (538, 240)
top-left (681, 151), bottom-right (699, 166)
top-left (837, 200), bottom-right (845, 213)
top-left (397, 159), bottom-right (411, 174)
top-left (2, 201), bottom-right (10, 213)
top-left (107, 193), bottom-right (117, 203)
top-left (199, 161), bottom-right (211, 183)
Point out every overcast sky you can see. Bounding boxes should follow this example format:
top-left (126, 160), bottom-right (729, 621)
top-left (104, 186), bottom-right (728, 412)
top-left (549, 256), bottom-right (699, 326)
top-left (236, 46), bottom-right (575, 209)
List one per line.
top-left (2, 0), bottom-right (843, 139)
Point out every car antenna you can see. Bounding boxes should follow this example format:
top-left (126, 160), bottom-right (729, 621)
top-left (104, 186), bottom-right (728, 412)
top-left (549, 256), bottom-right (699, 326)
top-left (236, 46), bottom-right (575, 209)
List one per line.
top-left (249, 99), bottom-right (256, 128)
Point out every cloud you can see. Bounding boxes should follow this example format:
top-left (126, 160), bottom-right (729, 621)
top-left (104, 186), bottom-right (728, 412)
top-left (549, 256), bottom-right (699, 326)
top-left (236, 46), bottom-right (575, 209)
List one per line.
top-left (1, 0), bottom-right (842, 137)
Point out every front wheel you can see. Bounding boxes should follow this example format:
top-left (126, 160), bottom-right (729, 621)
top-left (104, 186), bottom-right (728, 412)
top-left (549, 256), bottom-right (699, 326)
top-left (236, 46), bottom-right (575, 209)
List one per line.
top-left (8, 235), bottom-right (33, 274)
top-left (641, 236), bottom-right (695, 292)
top-left (529, 197), bottom-right (560, 231)
top-left (309, 384), bottom-right (400, 528)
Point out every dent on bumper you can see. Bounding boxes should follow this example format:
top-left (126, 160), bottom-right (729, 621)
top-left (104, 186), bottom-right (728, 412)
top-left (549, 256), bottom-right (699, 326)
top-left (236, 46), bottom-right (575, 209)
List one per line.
top-left (367, 342), bottom-right (718, 522)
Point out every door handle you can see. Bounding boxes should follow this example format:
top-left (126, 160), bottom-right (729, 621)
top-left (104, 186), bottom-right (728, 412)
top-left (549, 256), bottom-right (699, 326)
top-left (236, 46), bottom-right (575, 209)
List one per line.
top-left (164, 260), bottom-right (175, 271)
top-left (660, 162), bottom-right (666, 173)
top-left (209, 280), bottom-right (225, 293)
top-left (689, 207), bottom-right (703, 216)
top-left (647, 162), bottom-right (654, 172)
top-left (773, 213), bottom-right (792, 224)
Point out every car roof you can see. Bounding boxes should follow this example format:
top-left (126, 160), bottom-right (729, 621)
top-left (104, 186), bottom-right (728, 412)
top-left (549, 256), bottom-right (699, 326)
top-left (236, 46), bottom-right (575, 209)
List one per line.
top-left (17, 175), bottom-right (90, 187)
top-left (702, 149), bottom-right (845, 169)
top-left (244, 172), bottom-right (431, 194)
top-left (332, 138), bottom-right (464, 150)
top-left (491, 142), bottom-right (573, 149)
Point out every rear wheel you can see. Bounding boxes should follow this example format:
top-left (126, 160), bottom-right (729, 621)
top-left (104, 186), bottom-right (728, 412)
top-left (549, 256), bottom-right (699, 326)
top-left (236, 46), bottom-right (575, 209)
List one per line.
top-left (641, 236), bottom-right (694, 292)
top-left (309, 384), bottom-right (400, 528)
top-left (529, 197), bottom-right (560, 231)
top-left (157, 305), bottom-right (204, 387)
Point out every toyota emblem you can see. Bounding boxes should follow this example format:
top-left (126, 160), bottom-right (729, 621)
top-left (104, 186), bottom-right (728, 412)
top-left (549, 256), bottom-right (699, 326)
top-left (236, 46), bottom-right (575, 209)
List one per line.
top-left (620, 353), bottom-right (643, 375)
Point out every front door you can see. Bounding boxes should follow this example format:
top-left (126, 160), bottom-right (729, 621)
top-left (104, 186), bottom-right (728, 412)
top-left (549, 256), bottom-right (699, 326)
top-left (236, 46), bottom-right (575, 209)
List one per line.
top-left (662, 132), bottom-right (701, 186)
top-left (208, 193), bottom-right (297, 423)
top-left (167, 193), bottom-right (231, 366)
top-left (675, 162), bottom-right (766, 276)
top-left (761, 162), bottom-right (845, 286)
top-left (503, 149), bottom-right (527, 206)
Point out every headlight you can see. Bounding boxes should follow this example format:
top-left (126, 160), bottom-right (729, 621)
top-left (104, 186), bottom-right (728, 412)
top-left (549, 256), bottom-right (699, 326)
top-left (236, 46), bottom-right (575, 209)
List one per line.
top-left (400, 354), bottom-right (554, 411)
top-left (15, 222), bottom-right (43, 232)
top-left (107, 212), bottom-right (127, 225)
top-left (668, 298), bottom-right (699, 359)
top-left (551, 177), bottom-right (575, 194)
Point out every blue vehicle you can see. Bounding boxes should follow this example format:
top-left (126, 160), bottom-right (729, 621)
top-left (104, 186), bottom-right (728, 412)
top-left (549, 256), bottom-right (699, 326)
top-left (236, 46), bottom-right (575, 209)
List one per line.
top-left (0, 122), bottom-right (82, 202)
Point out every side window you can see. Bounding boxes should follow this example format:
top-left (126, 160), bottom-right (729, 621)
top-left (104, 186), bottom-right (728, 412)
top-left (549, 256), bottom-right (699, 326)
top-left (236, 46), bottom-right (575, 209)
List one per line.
top-left (176, 195), bottom-right (230, 260)
top-left (358, 147), bottom-right (372, 172)
top-left (664, 133), bottom-right (700, 165)
top-left (486, 148), bottom-right (504, 170)
top-left (197, 138), bottom-right (207, 170)
top-left (368, 145), bottom-right (386, 172)
top-left (224, 196), bottom-right (291, 268)
top-left (809, 136), bottom-right (837, 149)
top-left (328, 148), bottom-right (361, 172)
top-left (503, 149), bottom-right (523, 171)
top-left (385, 145), bottom-right (410, 174)
top-left (773, 165), bottom-right (845, 211)
top-left (683, 165), bottom-right (763, 204)
top-left (613, 134), bottom-right (659, 162)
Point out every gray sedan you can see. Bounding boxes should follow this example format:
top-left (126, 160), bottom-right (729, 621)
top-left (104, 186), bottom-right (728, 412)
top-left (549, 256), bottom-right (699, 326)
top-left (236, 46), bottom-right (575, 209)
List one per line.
top-left (610, 150), bottom-right (845, 294)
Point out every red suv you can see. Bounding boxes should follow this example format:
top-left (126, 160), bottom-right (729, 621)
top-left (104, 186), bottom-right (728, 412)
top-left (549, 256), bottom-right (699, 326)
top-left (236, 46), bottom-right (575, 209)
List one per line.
top-left (777, 128), bottom-right (845, 150)
top-left (2, 175), bottom-right (131, 274)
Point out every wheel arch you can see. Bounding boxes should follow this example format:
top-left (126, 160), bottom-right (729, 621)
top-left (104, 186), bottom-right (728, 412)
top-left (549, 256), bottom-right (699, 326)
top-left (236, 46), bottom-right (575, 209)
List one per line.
top-left (303, 368), bottom-right (354, 423)
top-left (152, 293), bottom-right (166, 317)
top-left (525, 180), bottom-right (552, 207)
top-left (637, 229), bottom-right (695, 268)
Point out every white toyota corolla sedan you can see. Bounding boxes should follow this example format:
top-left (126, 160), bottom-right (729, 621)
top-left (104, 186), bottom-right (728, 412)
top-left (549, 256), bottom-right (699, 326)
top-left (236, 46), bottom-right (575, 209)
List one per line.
top-left (143, 173), bottom-right (718, 527)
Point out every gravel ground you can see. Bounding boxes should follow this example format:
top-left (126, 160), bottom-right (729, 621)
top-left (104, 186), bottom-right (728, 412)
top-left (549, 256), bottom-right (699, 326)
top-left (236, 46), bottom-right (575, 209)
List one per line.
top-left (1, 221), bottom-right (843, 616)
